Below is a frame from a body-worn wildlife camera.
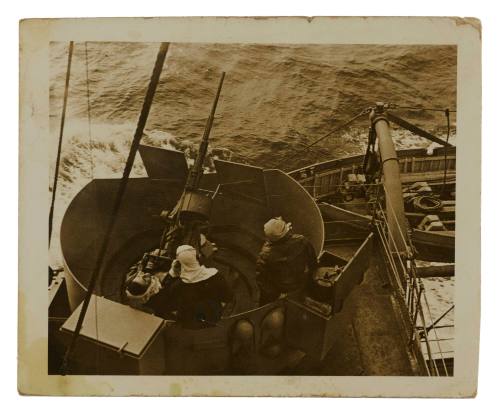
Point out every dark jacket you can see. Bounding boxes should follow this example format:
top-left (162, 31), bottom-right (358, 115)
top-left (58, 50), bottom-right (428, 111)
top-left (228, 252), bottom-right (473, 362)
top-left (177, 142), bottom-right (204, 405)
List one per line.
top-left (174, 272), bottom-right (233, 329)
top-left (256, 233), bottom-right (318, 304)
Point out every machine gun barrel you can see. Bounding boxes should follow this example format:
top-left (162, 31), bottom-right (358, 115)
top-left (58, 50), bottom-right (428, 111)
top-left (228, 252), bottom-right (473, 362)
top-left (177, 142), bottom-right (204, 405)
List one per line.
top-left (161, 72), bottom-right (226, 256)
top-left (186, 71), bottom-right (226, 191)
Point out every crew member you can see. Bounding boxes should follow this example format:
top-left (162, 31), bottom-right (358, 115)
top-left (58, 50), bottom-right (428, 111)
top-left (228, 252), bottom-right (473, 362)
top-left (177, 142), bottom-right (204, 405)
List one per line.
top-left (125, 269), bottom-right (163, 313)
top-left (170, 245), bottom-right (232, 329)
top-left (256, 217), bottom-right (318, 305)
top-left (124, 249), bottom-right (179, 318)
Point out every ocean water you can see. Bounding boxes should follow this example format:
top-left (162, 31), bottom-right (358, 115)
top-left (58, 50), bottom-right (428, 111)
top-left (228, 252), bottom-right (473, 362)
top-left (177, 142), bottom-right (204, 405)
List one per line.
top-left (49, 42), bottom-right (456, 325)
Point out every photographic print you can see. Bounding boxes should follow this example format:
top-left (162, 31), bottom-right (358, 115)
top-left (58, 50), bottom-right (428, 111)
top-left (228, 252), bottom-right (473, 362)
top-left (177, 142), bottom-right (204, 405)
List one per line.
top-left (19, 17), bottom-right (481, 396)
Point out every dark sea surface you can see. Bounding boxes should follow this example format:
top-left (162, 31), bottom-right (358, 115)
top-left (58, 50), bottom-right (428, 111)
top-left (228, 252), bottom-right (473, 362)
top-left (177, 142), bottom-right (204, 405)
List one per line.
top-left (49, 42), bottom-right (456, 323)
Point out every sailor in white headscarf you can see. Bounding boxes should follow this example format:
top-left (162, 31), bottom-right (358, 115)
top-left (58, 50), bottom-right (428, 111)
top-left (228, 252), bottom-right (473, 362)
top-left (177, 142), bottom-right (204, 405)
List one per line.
top-left (170, 245), bottom-right (219, 283)
top-left (169, 244), bottom-right (232, 328)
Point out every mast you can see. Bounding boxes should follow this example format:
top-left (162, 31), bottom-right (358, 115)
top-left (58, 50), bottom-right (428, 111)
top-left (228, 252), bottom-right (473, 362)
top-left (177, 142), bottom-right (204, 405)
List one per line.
top-left (370, 103), bottom-right (408, 253)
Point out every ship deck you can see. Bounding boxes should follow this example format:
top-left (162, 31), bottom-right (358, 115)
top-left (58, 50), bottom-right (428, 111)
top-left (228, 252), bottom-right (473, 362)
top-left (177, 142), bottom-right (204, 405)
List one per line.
top-left (288, 240), bottom-right (416, 375)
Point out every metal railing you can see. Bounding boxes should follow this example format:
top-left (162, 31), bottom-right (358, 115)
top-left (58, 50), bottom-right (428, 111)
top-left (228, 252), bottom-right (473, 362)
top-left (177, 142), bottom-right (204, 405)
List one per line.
top-left (372, 183), bottom-right (452, 376)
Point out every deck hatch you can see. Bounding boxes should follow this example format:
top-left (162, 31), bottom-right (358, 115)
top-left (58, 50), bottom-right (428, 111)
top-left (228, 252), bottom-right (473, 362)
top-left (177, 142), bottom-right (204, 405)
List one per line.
top-left (61, 295), bottom-right (165, 358)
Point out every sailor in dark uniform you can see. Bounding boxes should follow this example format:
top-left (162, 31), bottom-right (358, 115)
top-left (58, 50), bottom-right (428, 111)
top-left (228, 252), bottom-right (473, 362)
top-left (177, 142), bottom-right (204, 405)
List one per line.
top-left (256, 217), bottom-right (318, 305)
top-left (169, 245), bottom-right (233, 329)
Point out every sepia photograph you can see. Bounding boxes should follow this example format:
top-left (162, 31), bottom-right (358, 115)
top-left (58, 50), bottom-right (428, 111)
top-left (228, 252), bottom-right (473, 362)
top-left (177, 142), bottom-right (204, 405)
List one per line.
top-left (19, 17), bottom-right (481, 396)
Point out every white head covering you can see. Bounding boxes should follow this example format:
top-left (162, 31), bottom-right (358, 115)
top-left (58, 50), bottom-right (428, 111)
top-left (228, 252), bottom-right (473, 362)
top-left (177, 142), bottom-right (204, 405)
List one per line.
top-left (175, 245), bottom-right (218, 284)
top-left (264, 217), bottom-right (292, 242)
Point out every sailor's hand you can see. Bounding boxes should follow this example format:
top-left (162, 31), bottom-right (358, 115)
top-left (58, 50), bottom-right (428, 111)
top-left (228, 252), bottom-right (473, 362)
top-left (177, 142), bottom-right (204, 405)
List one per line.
top-left (169, 259), bottom-right (181, 277)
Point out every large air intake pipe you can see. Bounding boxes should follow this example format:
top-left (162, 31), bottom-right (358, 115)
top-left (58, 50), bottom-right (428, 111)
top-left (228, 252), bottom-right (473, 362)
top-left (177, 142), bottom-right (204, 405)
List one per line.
top-left (371, 103), bottom-right (408, 253)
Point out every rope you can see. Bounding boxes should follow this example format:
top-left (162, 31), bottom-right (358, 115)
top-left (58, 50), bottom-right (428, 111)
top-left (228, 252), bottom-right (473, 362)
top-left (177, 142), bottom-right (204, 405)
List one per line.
top-left (362, 127), bottom-right (377, 173)
top-left (49, 41), bottom-right (74, 245)
top-left (61, 42), bottom-right (170, 374)
top-left (274, 108), bottom-right (370, 170)
top-left (369, 176), bottom-right (383, 225)
top-left (411, 194), bottom-right (443, 212)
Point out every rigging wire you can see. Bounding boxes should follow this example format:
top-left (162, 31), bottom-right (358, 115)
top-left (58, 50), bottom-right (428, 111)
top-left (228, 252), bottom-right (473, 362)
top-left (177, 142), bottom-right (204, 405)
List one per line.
top-left (441, 109), bottom-right (451, 195)
top-left (277, 102), bottom-right (455, 172)
top-left (85, 42), bottom-right (95, 180)
top-left (425, 304), bottom-right (454, 334)
top-left (49, 41), bottom-right (74, 245)
top-left (60, 42), bottom-right (171, 375)
top-left (274, 108), bottom-right (370, 170)
top-left (390, 105), bottom-right (456, 113)
top-left (84, 41), bottom-right (100, 374)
